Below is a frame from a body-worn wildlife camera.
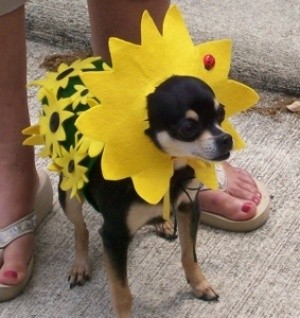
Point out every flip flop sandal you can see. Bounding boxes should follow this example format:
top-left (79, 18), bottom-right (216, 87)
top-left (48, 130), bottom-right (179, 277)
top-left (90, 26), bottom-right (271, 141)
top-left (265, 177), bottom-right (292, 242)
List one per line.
top-left (199, 180), bottom-right (271, 232)
top-left (0, 170), bottom-right (53, 301)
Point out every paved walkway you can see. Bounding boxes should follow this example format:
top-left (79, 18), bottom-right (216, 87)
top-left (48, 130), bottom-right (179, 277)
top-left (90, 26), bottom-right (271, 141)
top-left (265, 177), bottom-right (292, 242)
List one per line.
top-left (25, 0), bottom-right (300, 95)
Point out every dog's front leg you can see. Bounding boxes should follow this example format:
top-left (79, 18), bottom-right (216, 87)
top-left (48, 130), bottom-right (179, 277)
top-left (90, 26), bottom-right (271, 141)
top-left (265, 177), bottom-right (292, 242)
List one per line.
top-left (101, 223), bottom-right (133, 318)
top-left (176, 202), bottom-right (219, 301)
top-left (59, 188), bottom-right (90, 288)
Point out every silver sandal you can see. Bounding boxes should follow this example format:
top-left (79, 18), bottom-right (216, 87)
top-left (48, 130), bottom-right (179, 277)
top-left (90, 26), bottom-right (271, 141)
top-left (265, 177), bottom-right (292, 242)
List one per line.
top-left (0, 212), bottom-right (36, 302)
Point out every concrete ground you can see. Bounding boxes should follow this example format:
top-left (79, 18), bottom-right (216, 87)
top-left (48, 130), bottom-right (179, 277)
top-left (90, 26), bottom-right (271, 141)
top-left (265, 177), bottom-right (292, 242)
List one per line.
top-left (25, 0), bottom-right (300, 95)
top-left (0, 0), bottom-right (299, 317)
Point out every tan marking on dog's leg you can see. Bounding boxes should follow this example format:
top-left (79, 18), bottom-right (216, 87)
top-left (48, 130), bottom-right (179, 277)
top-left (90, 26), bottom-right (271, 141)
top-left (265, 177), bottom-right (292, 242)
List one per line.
top-left (63, 192), bottom-right (90, 287)
top-left (176, 203), bottom-right (219, 301)
top-left (104, 252), bottom-right (133, 318)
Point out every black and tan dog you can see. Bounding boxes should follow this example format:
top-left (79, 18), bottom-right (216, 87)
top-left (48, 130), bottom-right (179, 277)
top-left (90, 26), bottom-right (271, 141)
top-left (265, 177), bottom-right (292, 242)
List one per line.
top-left (59, 75), bottom-right (232, 317)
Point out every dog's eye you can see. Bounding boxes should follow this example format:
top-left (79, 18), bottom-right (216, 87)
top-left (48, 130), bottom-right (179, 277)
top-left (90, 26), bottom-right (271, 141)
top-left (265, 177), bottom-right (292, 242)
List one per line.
top-left (177, 118), bottom-right (199, 140)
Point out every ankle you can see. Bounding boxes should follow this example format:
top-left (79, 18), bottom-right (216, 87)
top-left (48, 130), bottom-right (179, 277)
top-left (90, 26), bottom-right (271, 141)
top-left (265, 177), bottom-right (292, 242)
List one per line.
top-left (0, 144), bottom-right (37, 228)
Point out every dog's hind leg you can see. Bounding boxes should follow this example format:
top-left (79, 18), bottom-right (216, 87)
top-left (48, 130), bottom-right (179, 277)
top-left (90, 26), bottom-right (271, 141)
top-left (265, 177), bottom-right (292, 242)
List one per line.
top-left (100, 222), bottom-right (133, 318)
top-left (176, 199), bottom-right (219, 301)
top-left (59, 187), bottom-right (90, 288)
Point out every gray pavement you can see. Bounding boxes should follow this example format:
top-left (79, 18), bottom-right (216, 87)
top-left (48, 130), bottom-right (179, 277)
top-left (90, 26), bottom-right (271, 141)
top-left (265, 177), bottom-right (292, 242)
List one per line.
top-left (25, 0), bottom-right (300, 95)
top-left (1, 1), bottom-right (299, 318)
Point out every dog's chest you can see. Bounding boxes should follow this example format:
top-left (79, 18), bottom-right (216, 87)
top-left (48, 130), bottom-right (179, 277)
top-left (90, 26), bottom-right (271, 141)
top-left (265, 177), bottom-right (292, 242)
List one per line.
top-left (126, 202), bottom-right (163, 235)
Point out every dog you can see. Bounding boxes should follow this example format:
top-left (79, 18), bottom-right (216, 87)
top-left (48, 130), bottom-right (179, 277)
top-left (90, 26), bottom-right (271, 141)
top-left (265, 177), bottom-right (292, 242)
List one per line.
top-left (58, 75), bottom-right (233, 318)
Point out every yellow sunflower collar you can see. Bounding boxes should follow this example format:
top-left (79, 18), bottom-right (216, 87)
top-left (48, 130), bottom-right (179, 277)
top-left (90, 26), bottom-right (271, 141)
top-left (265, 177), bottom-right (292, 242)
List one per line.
top-left (75, 5), bottom-right (259, 207)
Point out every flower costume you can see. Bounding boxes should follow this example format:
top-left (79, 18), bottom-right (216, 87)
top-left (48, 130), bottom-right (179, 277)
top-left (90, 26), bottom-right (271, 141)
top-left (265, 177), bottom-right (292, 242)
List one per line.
top-left (23, 5), bottom-right (259, 217)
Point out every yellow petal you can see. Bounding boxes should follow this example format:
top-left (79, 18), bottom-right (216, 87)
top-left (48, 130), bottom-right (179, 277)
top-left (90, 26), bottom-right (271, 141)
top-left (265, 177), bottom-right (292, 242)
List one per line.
top-left (132, 160), bottom-right (173, 204)
top-left (88, 141), bottom-right (104, 157)
top-left (48, 162), bottom-right (61, 172)
top-left (222, 119), bottom-right (246, 150)
top-left (141, 10), bottom-right (164, 46)
top-left (22, 135), bottom-right (45, 146)
top-left (163, 5), bottom-right (195, 53)
top-left (22, 124), bottom-right (40, 135)
top-left (187, 159), bottom-right (218, 189)
top-left (214, 79), bottom-right (260, 117)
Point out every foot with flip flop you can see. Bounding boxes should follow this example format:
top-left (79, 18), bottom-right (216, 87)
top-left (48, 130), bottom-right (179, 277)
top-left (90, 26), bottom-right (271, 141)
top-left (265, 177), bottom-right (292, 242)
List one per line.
top-left (0, 169), bottom-right (53, 302)
top-left (156, 161), bottom-right (270, 237)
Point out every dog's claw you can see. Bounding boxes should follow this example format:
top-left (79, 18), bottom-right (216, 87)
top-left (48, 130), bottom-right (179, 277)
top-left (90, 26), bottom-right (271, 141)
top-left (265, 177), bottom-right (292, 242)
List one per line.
top-left (68, 259), bottom-right (91, 289)
top-left (68, 273), bottom-right (89, 289)
top-left (199, 293), bottom-right (219, 302)
top-left (158, 232), bottom-right (178, 241)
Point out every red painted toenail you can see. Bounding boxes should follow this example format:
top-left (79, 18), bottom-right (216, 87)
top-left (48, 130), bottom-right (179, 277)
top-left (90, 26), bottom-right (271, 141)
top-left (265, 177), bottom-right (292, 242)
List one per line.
top-left (241, 203), bottom-right (252, 213)
top-left (3, 270), bottom-right (18, 279)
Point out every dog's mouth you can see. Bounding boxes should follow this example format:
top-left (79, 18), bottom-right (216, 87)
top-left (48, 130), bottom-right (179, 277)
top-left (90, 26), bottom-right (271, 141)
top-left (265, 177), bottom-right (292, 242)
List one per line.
top-left (210, 152), bottom-right (231, 162)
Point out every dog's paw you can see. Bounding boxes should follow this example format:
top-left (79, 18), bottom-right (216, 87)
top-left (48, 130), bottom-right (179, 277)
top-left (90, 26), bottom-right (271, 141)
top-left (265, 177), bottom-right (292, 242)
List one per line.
top-left (68, 260), bottom-right (91, 289)
top-left (154, 220), bottom-right (177, 241)
top-left (198, 289), bottom-right (219, 301)
top-left (192, 281), bottom-right (219, 301)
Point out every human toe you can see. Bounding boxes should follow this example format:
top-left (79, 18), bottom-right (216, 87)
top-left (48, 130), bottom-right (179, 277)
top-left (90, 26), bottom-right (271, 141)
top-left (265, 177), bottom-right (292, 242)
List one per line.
top-left (198, 190), bottom-right (257, 221)
top-left (0, 235), bottom-right (34, 286)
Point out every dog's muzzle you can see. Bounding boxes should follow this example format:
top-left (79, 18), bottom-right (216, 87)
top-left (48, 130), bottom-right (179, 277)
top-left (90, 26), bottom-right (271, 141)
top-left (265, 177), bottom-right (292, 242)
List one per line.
top-left (195, 132), bottom-right (233, 161)
top-left (211, 133), bottom-right (233, 161)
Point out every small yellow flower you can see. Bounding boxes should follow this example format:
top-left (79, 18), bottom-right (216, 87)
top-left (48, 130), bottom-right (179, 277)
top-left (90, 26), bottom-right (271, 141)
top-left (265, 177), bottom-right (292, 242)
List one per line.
top-left (70, 85), bottom-right (99, 111)
top-left (53, 145), bottom-right (89, 199)
top-left (31, 57), bottom-right (100, 97)
top-left (39, 89), bottom-right (74, 158)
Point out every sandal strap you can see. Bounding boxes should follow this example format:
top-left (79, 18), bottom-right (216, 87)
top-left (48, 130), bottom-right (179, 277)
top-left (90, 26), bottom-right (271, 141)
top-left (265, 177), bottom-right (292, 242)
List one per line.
top-left (0, 212), bottom-right (36, 249)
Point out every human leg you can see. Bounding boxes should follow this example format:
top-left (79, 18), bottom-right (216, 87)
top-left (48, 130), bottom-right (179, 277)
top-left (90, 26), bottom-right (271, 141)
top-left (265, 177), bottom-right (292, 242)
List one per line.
top-left (0, 4), bottom-right (52, 299)
top-left (87, 0), bottom-right (170, 62)
top-left (0, 4), bottom-right (36, 288)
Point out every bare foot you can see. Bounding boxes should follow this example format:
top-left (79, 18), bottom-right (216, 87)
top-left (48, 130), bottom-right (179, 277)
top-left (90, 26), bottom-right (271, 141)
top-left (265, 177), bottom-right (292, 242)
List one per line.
top-left (198, 162), bottom-right (261, 221)
top-left (156, 163), bottom-right (262, 236)
top-left (198, 190), bottom-right (257, 221)
top-left (222, 162), bottom-right (262, 204)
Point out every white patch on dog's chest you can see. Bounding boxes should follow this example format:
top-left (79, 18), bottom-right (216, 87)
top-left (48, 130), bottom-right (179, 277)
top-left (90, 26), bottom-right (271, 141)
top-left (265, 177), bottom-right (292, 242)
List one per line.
top-left (126, 202), bottom-right (163, 235)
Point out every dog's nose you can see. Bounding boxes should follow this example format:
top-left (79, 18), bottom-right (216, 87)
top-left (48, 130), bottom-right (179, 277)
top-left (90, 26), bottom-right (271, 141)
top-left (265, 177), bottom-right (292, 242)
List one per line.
top-left (218, 133), bottom-right (233, 152)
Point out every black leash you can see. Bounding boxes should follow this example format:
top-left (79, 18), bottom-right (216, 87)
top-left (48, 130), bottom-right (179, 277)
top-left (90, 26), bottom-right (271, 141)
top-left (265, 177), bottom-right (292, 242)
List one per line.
top-left (170, 177), bottom-right (203, 263)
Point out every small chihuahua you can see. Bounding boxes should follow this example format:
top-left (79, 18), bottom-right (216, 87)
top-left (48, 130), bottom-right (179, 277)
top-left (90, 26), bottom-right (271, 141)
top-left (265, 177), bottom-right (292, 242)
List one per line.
top-left (59, 75), bottom-right (232, 317)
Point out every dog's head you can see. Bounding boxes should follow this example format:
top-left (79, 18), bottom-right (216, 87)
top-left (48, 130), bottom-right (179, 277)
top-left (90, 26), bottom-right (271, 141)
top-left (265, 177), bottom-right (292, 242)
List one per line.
top-left (145, 76), bottom-right (232, 162)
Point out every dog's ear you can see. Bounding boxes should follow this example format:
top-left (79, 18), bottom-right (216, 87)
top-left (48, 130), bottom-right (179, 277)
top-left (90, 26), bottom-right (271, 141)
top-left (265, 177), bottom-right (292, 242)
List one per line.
top-left (145, 91), bottom-right (177, 148)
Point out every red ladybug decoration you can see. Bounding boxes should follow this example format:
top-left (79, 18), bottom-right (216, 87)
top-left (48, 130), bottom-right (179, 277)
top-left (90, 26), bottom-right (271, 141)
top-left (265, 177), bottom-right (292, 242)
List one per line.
top-left (203, 54), bottom-right (215, 70)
